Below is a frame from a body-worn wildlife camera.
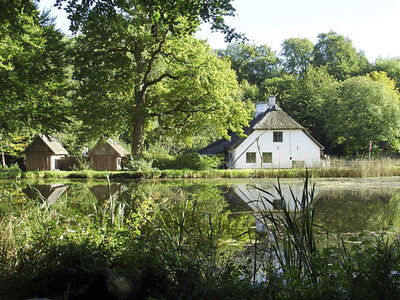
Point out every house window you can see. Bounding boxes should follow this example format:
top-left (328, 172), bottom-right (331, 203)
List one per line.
top-left (262, 152), bottom-right (272, 163)
top-left (117, 157), bottom-right (122, 170)
top-left (273, 131), bottom-right (283, 142)
top-left (246, 152), bottom-right (256, 163)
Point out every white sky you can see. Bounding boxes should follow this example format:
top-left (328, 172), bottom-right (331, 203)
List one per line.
top-left (38, 0), bottom-right (400, 62)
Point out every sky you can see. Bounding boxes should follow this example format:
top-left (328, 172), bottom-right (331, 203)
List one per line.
top-left (38, 0), bottom-right (400, 62)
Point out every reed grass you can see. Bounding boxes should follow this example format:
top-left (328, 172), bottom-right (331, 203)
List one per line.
top-left (251, 172), bottom-right (400, 299)
top-left (1, 157), bottom-right (400, 180)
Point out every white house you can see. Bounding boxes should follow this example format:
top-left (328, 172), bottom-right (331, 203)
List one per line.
top-left (200, 96), bottom-right (324, 169)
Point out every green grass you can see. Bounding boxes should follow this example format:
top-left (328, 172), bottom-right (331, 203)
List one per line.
top-left (2, 159), bottom-right (400, 180)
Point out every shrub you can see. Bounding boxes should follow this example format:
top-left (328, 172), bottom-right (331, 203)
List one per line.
top-left (153, 153), bottom-right (223, 170)
top-left (124, 157), bottom-right (158, 173)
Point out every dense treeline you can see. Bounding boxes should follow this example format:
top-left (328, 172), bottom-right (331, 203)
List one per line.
top-left (219, 34), bottom-right (400, 155)
top-left (2, 0), bottom-right (400, 167)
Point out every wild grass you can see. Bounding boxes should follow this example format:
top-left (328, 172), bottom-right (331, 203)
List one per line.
top-left (2, 157), bottom-right (400, 179)
top-left (251, 173), bottom-right (400, 299)
top-left (1, 174), bottom-right (400, 298)
top-left (0, 157), bottom-right (394, 180)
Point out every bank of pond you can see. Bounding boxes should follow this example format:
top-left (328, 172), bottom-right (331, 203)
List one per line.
top-left (1, 177), bottom-right (400, 299)
top-left (3, 158), bottom-right (400, 180)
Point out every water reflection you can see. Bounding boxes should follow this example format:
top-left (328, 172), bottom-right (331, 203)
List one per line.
top-left (227, 183), bottom-right (310, 212)
top-left (23, 184), bottom-right (69, 206)
top-left (89, 184), bottom-right (120, 203)
top-left (7, 178), bottom-right (400, 234)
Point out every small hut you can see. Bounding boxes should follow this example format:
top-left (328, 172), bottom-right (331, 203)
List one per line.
top-left (89, 138), bottom-right (130, 171)
top-left (24, 135), bottom-right (69, 171)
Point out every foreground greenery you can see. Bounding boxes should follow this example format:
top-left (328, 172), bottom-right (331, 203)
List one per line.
top-left (0, 176), bottom-right (399, 299)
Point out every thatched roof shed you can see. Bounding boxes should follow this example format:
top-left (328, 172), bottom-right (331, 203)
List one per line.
top-left (24, 134), bottom-right (69, 171)
top-left (89, 138), bottom-right (130, 171)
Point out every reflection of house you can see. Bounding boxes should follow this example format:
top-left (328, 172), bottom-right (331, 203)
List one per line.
top-left (226, 181), bottom-right (317, 233)
top-left (24, 135), bottom-right (69, 171)
top-left (23, 184), bottom-right (68, 205)
top-left (89, 184), bottom-right (120, 203)
top-left (89, 139), bottom-right (130, 171)
top-left (200, 96), bottom-right (324, 169)
top-left (230, 183), bottom-right (308, 212)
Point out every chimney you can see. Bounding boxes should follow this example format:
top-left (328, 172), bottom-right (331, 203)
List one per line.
top-left (268, 95), bottom-right (276, 108)
top-left (255, 102), bottom-right (268, 118)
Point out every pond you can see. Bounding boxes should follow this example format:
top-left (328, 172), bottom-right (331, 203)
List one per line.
top-left (2, 177), bottom-right (400, 299)
top-left (1, 177), bottom-right (400, 234)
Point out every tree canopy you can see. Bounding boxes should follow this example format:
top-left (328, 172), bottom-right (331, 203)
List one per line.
top-left (281, 37), bottom-right (313, 76)
top-left (313, 31), bottom-right (369, 80)
top-left (58, 0), bottom-right (247, 158)
top-left (218, 43), bottom-right (279, 87)
top-left (325, 74), bottom-right (400, 154)
top-left (0, 0), bottom-right (70, 138)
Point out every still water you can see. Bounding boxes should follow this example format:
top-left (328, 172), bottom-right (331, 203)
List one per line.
top-left (1, 177), bottom-right (400, 234)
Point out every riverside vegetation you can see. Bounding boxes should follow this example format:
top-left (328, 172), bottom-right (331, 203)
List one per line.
top-left (2, 157), bottom-right (400, 180)
top-left (0, 176), bottom-right (399, 299)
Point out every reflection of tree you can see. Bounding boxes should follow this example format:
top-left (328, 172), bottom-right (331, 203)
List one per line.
top-left (313, 190), bottom-right (400, 232)
top-left (124, 183), bottom-right (254, 243)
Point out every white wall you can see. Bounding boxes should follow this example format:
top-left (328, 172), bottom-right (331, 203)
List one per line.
top-left (229, 129), bottom-right (321, 169)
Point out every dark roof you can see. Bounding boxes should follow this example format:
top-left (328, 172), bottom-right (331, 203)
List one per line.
top-left (25, 134), bottom-right (69, 155)
top-left (89, 138), bottom-right (130, 157)
top-left (199, 105), bottom-right (323, 154)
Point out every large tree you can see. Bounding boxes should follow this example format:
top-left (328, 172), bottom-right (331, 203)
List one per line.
top-left (281, 37), bottom-right (313, 76)
top-left (218, 43), bottom-right (280, 87)
top-left (73, 35), bottom-right (250, 148)
top-left (59, 0), bottom-right (246, 158)
top-left (324, 74), bottom-right (400, 154)
top-left (278, 66), bottom-right (338, 147)
top-left (0, 0), bottom-right (70, 139)
top-left (313, 31), bottom-right (369, 80)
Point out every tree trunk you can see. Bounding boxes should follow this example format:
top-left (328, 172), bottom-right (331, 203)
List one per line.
top-left (131, 114), bottom-right (145, 159)
top-left (131, 92), bottom-right (146, 159)
top-left (1, 151), bottom-right (5, 168)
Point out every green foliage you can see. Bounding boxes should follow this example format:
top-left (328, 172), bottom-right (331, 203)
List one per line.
top-left (325, 75), bottom-right (400, 154)
top-left (313, 31), bottom-right (370, 80)
top-left (0, 163), bottom-right (20, 172)
top-left (152, 152), bottom-right (223, 170)
top-left (219, 43), bottom-right (280, 87)
top-left (281, 37), bottom-right (314, 76)
top-left (0, 2), bottom-right (71, 138)
top-left (61, 0), bottom-right (247, 158)
top-left (125, 157), bottom-right (158, 173)
top-left (373, 57), bottom-right (400, 89)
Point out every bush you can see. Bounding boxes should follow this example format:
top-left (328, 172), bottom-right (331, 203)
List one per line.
top-left (0, 162), bottom-right (21, 172)
top-left (124, 157), bottom-right (159, 173)
top-left (153, 153), bottom-right (223, 170)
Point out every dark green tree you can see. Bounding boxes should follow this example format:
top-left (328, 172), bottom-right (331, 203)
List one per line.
top-left (313, 31), bottom-right (370, 80)
top-left (58, 0), bottom-right (246, 158)
top-left (325, 74), bottom-right (400, 154)
top-left (279, 66), bottom-right (338, 148)
top-left (218, 43), bottom-right (280, 87)
top-left (281, 37), bottom-right (314, 76)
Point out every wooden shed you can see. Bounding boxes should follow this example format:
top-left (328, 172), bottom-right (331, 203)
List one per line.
top-left (89, 138), bottom-right (130, 171)
top-left (24, 135), bottom-right (69, 171)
